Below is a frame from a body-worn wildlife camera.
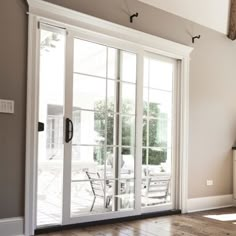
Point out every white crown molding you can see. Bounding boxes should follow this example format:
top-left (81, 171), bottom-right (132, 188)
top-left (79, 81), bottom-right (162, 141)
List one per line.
top-left (26, 0), bottom-right (193, 58)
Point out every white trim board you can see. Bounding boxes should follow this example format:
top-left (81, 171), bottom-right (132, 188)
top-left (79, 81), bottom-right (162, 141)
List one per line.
top-left (0, 217), bottom-right (24, 236)
top-left (27, 0), bottom-right (192, 58)
top-left (187, 195), bottom-right (233, 213)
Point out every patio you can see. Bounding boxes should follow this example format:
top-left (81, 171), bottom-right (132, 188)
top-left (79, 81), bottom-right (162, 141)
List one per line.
top-left (37, 159), bottom-right (171, 227)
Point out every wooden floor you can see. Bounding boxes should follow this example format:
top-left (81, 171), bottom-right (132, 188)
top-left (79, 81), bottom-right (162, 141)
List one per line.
top-left (39, 207), bottom-right (236, 236)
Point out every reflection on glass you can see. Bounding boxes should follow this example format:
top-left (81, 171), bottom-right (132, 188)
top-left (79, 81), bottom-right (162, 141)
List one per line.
top-left (72, 146), bottom-right (105, 181)
top-left (121, 51), bottom-right (136, 83)
top-left (122, 116), bottom-right (135, 146)
top-left (74, 39), bottom-right (106, 77)
top-left (73, 74), bottom-right (106, 111)
top-left (122, 83), bottom-right (136, 115)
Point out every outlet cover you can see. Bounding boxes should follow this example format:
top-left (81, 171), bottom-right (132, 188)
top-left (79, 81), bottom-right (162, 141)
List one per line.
top-left (206, 180), bottom-right (213, 186)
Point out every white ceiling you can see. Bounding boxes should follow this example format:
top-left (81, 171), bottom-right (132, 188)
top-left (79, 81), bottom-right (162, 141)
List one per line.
top-left (139, 0), bottom-right (231, 34)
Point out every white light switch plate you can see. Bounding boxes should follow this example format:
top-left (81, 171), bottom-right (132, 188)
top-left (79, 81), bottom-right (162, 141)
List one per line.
top-left (0, 99), bottom-right (14, 114)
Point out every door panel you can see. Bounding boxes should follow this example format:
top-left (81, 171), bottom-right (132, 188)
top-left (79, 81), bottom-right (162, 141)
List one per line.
top-left (141, 54), bottom-right (176, 210)
top-left (36, 24), bottom-right (178, 228)
top-left (36, 25), bottom-right (66, 227)
top-left (69, 38), bottom-right (137, 218)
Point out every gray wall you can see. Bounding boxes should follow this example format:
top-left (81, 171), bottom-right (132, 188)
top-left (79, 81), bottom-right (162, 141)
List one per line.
top-left (1, 0), bottom-right (236, 219)
top-left (0, 0), bottom-right (27, 218)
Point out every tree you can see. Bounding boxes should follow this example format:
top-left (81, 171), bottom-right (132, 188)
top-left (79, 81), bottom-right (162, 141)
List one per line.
top-left (143, 102), bottom-right (167, 166)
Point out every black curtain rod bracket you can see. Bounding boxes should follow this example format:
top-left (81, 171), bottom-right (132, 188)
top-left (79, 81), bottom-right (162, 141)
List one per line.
top-left (130, 12), bottom-right (139, 23)
top-left (192, 35), bottom-right (201, 44)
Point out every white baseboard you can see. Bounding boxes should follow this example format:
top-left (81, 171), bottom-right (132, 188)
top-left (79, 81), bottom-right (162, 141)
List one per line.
top-left (187, 194), bottom-right (233, 213)
top-left (0, 217), bottom-right (24, 236)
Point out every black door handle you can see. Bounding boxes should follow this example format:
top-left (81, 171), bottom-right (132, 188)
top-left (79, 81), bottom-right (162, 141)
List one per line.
top-left (38, 122), bottom-right (44, 132)
top-left (65, 118), bottom-right (73, 143)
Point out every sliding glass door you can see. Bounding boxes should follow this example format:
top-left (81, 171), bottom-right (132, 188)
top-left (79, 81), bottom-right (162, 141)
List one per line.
top-left (70, 38), bottom-right (137, 217)
top-left (36, 23), bottom-right (178, 228)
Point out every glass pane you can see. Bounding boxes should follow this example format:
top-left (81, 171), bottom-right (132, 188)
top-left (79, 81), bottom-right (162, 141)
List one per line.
top-left (149, 89), bottom-right (172, 119)
top-left (121, 148), bottom-right (135, 178)
top-left (121, 83), bottom-right (136, 115)
top-left (71, 39), bottom-right (138, 215)
top-left (73, 110), bottom-right (105, 145)
top-left (141, 175), bottom-right (171, 207)
top-left (148, 119), bottom-right (170, 148)
top-left (148, 147), bottom-right (168, 168)
top-left (74, 39), bottom-right (106, 77)
top-left (144, 57), bottom-right (149, 87)
top-left (73, 74), bottom-right (106, 111)
top-left (141, 177), bottom-right (149, 207)
top-left (149, 58), bottom-right (173, 91)
top-left (142, 54), bottom-right (175, 209)
top-left (37, 29), bottom-right (65, 226)
top-left (71, 180), bottom-right (114, 216)
top-left (142, 147), bottom-right (171, 207)
top-left (142, 148), bottom-right (148, 177)
top-left (143, 88), bottom-right (148, 117)
top-left (142, 118), bottom-right (147, 146)
top-left (121, 51), bottom-right (136, 83)
top-left (107, 80), bottom-right (116, 113)
top-left (72, 146), bottom-right (105, 181)
top-left (142, 147), bottom-right (172, 206)
top-left (122, 116), bottom-right (135, 146)
top-left (106, 147), bottom-right (118, 179)
top-left (108, 48), bottom-right (118, 79)
top-left (71, 181), bottom-right (96, 216)
top-left (117, 179), bottom-right (135, 210)
top-left (107, 113), bottom-right (115, 146)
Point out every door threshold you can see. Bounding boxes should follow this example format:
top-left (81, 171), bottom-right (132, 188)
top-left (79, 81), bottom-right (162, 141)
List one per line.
top-left (35, 209), bottom-right (181, 235)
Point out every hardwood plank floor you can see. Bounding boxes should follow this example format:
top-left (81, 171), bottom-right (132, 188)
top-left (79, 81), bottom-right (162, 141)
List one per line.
top-left (38, 207), bottom-right (236, 236)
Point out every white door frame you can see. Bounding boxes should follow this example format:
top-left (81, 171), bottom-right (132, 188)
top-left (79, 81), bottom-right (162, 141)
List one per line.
top-left (25, 0), bottom-right (193, 235)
